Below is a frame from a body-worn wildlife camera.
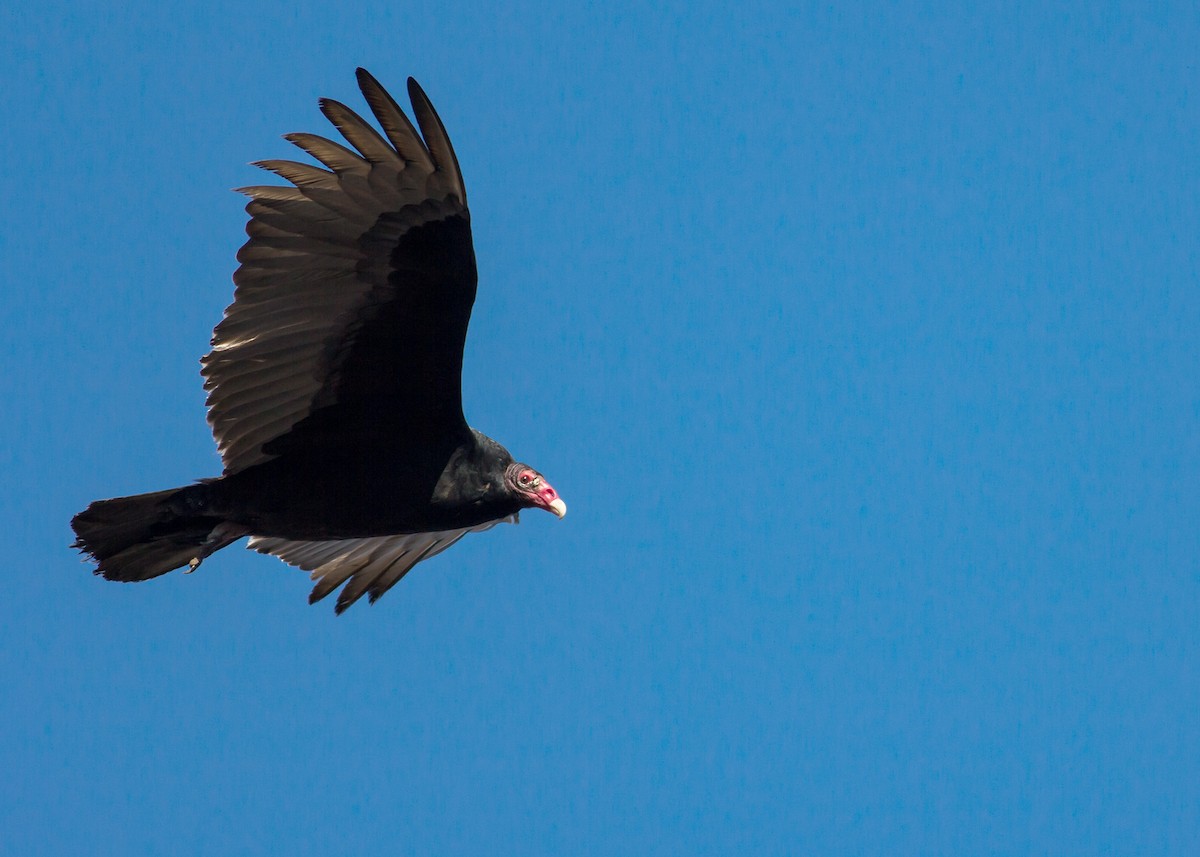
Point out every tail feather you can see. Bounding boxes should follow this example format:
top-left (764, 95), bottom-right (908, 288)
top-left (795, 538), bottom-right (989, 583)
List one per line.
top-left (71, 488), bottom-right (220, 582)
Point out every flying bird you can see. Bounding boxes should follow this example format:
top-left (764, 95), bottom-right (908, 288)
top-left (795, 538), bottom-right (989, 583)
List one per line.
top-left (71, 69), bottom-right (566, 613)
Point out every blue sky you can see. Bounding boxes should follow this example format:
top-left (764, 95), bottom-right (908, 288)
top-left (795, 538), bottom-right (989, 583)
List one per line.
top-left (3, 2), bottom-right (1199, 854)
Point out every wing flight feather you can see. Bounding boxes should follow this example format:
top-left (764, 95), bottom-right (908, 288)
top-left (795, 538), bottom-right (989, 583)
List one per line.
top-left (202, 70), bottom-right (471, 475)
top-left (248, 516), bottom-right (516, 613)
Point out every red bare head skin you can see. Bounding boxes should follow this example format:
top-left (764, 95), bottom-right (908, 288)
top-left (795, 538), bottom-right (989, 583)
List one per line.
top-left (506, 464), bottom-right (567, 518)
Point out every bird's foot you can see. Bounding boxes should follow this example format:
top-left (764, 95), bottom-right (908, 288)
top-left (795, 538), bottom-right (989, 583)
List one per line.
top-left (183, 522), bottom-right (250, 574)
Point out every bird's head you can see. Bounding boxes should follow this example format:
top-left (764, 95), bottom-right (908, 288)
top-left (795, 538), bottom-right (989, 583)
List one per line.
top-left (506, 464), bottom-right (566, 518)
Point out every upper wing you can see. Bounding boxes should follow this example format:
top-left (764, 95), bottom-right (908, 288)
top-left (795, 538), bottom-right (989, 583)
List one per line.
top-left (202, 69), bottom-right (476, 475)
top-left (248, 515), bottom-right (516, 613)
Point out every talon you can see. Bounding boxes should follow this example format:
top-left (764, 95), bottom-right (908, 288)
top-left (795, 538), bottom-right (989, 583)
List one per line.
top-left (184, 522), bottom-right (249, 575)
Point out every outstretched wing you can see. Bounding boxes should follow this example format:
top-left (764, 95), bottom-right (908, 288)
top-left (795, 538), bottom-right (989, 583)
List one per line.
top-left (203, 69), bottom-right (476, 475)
top-left (248, 515), bottom-right (516, 614)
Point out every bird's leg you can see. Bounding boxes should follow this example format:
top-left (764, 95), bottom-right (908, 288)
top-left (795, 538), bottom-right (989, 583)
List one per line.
top-left (186, 522), bottom-right (250, 573)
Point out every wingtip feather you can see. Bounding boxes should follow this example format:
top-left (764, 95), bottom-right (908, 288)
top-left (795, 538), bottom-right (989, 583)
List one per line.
top-left (405, 77), bottom-right (467, 206)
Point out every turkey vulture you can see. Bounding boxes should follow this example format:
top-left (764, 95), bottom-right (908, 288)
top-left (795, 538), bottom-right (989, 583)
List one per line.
top-left (71, 69), bottom-right (566, 614)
